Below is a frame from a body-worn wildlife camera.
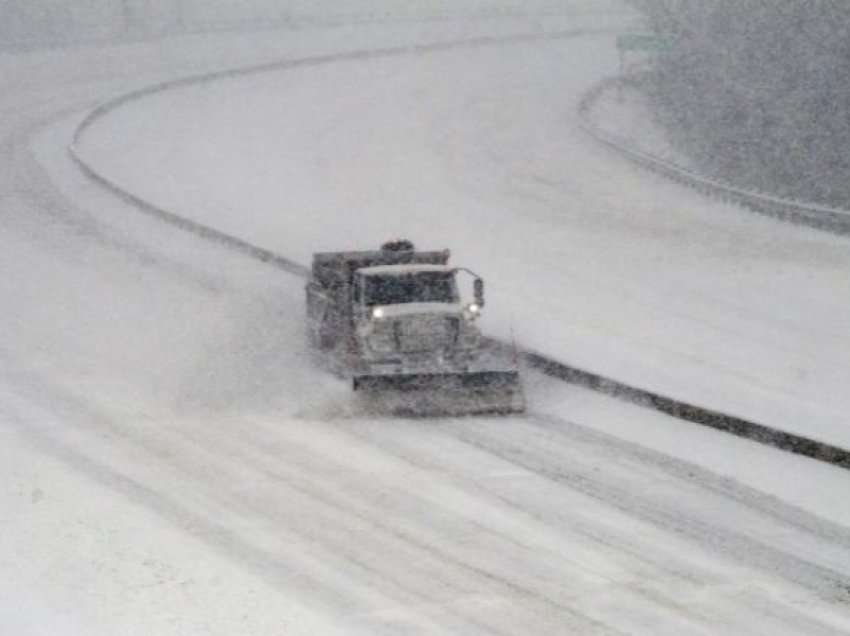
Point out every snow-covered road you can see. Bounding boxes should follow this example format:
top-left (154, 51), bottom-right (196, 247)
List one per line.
top-left (76, 22), bottom-right (850, 451)
top-left (4, 5), bottom-right (850, 634)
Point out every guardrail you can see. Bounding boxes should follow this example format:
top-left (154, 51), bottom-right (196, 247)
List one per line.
top-left (578, 75), bottom-right (850, 234)
top-left (67, 35), bottom-right (850, 471)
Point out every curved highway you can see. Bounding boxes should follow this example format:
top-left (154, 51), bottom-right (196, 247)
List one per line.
top-left (4, 9), bottom-right (850, 635)
top-left (74, 22), bottom-right (850, 450)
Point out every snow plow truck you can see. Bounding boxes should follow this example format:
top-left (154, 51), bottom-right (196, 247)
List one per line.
top-left (306, 240), bottom-right (525, 415)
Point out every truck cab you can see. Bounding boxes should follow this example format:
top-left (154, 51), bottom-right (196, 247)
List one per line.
top-left (352, 264), bottom-right (484, 364)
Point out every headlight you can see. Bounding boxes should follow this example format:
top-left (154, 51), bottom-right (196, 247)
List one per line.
top-left (464, 303), bottom-right (481, 320)
top-left (371, 307), bottom-right (385, 320)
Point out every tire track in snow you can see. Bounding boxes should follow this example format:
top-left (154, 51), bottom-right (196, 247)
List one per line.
top-left (169, 418), bottom-right (628, 635)
top-left (346, 412), bottom-right (850, 601)
top-left (0, 364), bottom-right (367, 632)
top-left (233, 412), bottom-right (850, 634)
top-left (0, 351), bottom-right (619, 635)
top-left (448, 414), bottom-right (850, 604)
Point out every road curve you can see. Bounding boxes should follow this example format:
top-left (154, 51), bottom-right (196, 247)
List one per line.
top-left (4, 13), bottom-right (850, 636)
top-left (72, 23), bottom-right (850, 454)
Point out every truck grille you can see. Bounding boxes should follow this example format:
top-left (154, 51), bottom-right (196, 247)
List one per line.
top-left (393, 316), bottom-right (459, 353)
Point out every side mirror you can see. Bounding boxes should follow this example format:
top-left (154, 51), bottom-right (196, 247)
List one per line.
top-left (473, 278), bottom-right (485, 308)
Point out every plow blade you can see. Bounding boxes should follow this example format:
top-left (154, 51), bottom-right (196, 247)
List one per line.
top-left (353, 370), bottom-right (525, 416)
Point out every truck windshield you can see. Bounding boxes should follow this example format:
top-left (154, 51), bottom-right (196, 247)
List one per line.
top-left (363, 272), bottom-right (456, 306)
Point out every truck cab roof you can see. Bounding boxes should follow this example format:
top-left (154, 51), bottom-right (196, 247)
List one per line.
top-left (311, 247), bottom-right (450, 289)
top-left (357, 264), bottom-right (454, 277)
